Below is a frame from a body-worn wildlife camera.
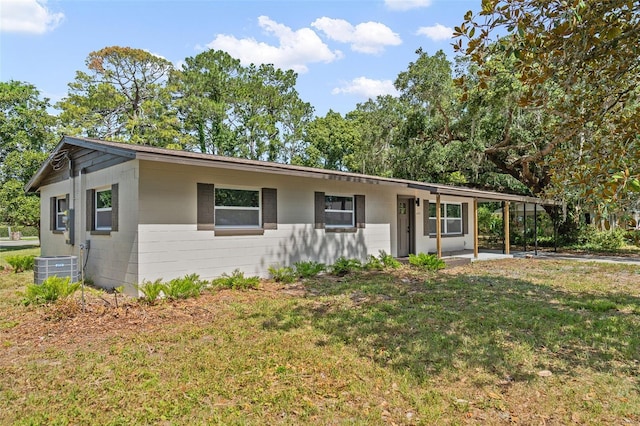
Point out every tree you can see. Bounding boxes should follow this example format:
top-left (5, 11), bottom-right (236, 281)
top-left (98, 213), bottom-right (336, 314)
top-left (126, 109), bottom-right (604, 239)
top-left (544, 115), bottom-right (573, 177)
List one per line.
top-left (171, 50), bottom-right (313, 161)
top-left (346, 95), bottom-right (406, 177)
top-left (0, 80), bottom-right (56, 164)
top-left (298, 110), bottom-right (359, 171)
top-left (57, 46), bottom-right (181, 147)
top-left (455, 0), bottom-right (640, 202)
top-left (170, 50), bottom-right (241, 155)
top-left (232, 64), bottom-right (312, 162)
top-left (0, 180), bottom-right (40, 233)
top-left (0, 81), bottom-right (55, 233)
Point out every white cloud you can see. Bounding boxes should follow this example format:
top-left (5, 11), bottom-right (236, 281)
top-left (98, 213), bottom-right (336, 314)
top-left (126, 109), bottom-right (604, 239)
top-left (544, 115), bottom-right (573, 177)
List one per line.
top-left (0, 0), bottom-right (64, 34)
top-left (332, 77), bottom-right (398, 99)
top-left (206, 16), bottom-right (342, 73)
top-left (416, 23), bottom-right (453, 41)
top-left (312, 17), bottom-right (401, 54)
top-left (385, 0), bottom-right (432, 11)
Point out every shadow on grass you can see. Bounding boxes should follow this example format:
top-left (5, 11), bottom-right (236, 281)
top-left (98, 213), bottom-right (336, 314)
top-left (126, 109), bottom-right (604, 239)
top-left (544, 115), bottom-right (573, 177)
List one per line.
top-left (264, 270), bottom-right (640, 383)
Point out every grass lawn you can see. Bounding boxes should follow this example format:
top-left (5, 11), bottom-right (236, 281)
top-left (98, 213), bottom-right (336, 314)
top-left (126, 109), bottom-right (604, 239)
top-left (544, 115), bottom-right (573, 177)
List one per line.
top-left (0, 257), bottom-right (639, 424)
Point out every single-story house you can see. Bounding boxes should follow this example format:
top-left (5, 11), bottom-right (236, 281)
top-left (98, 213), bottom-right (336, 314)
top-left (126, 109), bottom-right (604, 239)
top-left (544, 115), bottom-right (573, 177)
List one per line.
top-left (26, 136), bottom-right (549, 294)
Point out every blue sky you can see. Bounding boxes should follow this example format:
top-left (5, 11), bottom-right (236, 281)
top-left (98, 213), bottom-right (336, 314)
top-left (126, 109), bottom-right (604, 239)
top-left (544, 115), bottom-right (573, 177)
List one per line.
top-left (1, 0), bottom-right (479, 117)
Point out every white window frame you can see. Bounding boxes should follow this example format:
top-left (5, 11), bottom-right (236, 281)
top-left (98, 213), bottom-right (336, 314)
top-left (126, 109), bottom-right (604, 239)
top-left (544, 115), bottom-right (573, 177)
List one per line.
top-left (214, 186), bottom-right (261, 229)
top-left (325, 194), bottom-right (355, 228)
top-left (429, 202), bottom-right (463, 236)
top-left (95, 188), bottom-right (112, 231)
top-left (56, 196), bottom-right (68, 231)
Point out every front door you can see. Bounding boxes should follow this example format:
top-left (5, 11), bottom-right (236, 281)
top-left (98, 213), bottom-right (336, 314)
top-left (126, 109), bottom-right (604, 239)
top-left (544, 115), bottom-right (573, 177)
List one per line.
top-left (397, 197), bottom-right (415, 257)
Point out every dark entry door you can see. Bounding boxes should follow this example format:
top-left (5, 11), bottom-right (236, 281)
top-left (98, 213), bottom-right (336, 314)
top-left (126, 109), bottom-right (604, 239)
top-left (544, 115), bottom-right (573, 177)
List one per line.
top-left (397, 197), bottom-right (414, 257)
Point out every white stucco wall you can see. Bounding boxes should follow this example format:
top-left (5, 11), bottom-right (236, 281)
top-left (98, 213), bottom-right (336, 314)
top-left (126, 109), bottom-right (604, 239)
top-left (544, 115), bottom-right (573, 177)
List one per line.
top-left (136, 160), bottom-right (398, 282)
top-left (39, 156), bottom-right (478, 292)
top-left (39, 160), bottom-right (139, 293)
top-left (416, 196), bottom-right (476, 254)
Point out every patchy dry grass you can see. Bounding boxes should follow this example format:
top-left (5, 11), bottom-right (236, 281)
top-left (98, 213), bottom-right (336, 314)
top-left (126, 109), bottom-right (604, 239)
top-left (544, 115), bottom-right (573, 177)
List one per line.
top-left (0, 258), bottom-right (639, 424)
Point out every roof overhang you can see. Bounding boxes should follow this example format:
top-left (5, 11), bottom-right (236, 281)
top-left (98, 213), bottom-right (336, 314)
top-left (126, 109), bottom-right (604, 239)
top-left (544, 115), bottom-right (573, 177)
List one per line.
top-left (26, 136), bottom-right (559, 206)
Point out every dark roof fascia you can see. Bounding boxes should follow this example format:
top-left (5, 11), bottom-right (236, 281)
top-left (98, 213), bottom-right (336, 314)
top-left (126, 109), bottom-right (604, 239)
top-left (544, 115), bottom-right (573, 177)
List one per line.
top-left (408, 183), bottom-right (559, 205)
top-left (25, 136), bottom-right (137, 192)
top-left (62, 136), bottom-right (138, 159)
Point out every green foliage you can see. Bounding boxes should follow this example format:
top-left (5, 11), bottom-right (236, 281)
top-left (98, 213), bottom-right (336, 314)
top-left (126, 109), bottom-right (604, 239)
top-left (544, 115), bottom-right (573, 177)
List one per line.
top-left (0, 180), bottom-right (41, 230)
top-left (565, 299), bottom-right (619, 313)
top-left (408, 253), bottom-right (445, 271)
top-left (163, 274), bottom-right (208, 300)
top-left (477, 205), bottom-right (501, 235)
top-left (0, 225), bottom-right (39, 238)
top-left (330, 257), bottom-right (362, 276)
top-left (137, 279), bottom-right (166, 305)
top-left (364, 255), bottom-right (384, 271)
top-left (457, 1), bottom-right (640, 204)
top-left (0, 80), bottom-right (56, 165)
top-left (212, 269), bottom-right (260, 290)
top-left (298, 110), bottom-right (359, 170)
top-left (624, 229), bottom-right (640, 247)
top-left (22, 276), bottom-right (80, 306)
top-left (171, 50), bottom-right (313, 162)
top-left (57, 46), bottom-right (180, 146)
top-left (577, 228), bottom-right (626, 252)
top-left (5, 255), bottom-right (35, 273)
top-left (293, 261), bottom-right (325, 278)
top-left (365, 250), bottom-right (402, 270)
top-left (378, 250), bottom-right (401, 269)
top-left (268, 266), bottom-right (297, 284)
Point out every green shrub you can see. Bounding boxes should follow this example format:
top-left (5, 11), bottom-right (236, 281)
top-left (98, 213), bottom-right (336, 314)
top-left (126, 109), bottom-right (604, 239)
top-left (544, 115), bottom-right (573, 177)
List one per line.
top-left (0, 226), bottom-right (39, 238)
top-left (137, 279), bottom-right (166, 304)
top-left (331, 257), bottom-right (362, 276)
top-left (23, 276), bottom-right (80, 306)
top-left (577, 227), bottom-right (626, 251)
top-left (378, 250), bottom-right (401, 269)
top-left (624, 229), bottom-right (640, 247)
top-left (212, 269), bottom-right (260, 290)
top-left (268, 266), bottom-right (297, 283)
top-left (364, 255), bottom-right (384, 271)
top-left (6, 255), bottom-right (35, 273)
top-left (164, 274), bottom-right (208, 299)
top-left (294, 261), bottom-right (325, 278)
top-left (408, 253), bottom-right (445, 271)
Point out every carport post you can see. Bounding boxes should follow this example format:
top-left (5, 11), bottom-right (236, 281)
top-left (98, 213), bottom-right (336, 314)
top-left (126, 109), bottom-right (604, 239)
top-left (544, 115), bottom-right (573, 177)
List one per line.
top-left (504, 201), bottom-right (510, 255)
top-left (473, 198), bottom-right (479, 259)
top-left (523, 202), bottom-right (527, 252)
top-left (436, 194), bottom-right (442, 258)
top-left (534, 203), bottom-right (538, 255)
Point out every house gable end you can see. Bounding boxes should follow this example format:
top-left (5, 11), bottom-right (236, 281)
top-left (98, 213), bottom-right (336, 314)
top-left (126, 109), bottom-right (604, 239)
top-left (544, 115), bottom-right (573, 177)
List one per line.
top-left (26, 136), bottom-right (136, 192)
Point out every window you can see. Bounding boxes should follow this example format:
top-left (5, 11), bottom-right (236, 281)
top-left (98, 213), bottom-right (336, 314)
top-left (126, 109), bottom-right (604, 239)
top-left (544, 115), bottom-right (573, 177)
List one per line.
top-left (95, 188), bottom-right (113, 230)
top-left (429, 202), bottom-right (462, 235)
top-left (314, 192), bottom-right (365, 231)
top-left (324, 195), bottom-right (354, 228)
top-left (87, 184), bottom-right (118, 234)
top-left (214, 188), bottom-right (261, 228)
top-left (56, 197), bottom-right (68, 230)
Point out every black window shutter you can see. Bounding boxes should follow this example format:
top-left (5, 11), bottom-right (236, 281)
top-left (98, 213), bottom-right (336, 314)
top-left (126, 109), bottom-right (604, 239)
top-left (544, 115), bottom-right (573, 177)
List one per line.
top-left (65, 193), bottom-right (74, 244)
top-left (50, 196), bottom-right (57, 231)
top-left (462, 202), bottom-right (469, 235)
top-left (262, 188), bottom-right (277, 230)
top-left (197, 183), bottom-right (215, 231)
top-left (314, 192), bottom-right (325, 229)
top-left (423, 201), bottom-right (430, 236)
top-left (111, 184), bottom-right (119, 232)
top-left (355, 195), bottom-right (365, 228)
top-left (86, 189), bottom-right (95, 231)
